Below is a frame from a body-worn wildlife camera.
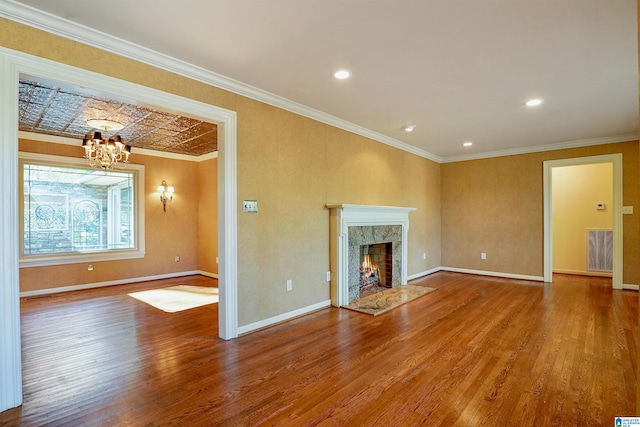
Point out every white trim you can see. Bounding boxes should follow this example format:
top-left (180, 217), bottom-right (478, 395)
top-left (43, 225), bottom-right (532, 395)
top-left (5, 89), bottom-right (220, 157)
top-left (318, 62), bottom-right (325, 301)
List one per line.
top-left (622, 284), bottom-right (639, 291)
top-left (18, 151), bottom-right (146, 268)
top-left (0, 46), bottom-right (23, 412)
top-left (543, 154), bottom-right (623, 289)
top-left (441, 267), bottom-right (544, 282)
top-left (0, 4), bottom-right (634, 164)
top-left (237, 300), bottom-right (331, 336)
top-left (198, 270), bottom-right (219, 279)
top-left (407, 267), bottom-right (442, 281)
top-left (19, 270), bottom-right (202, 298)
top-left (19, 131), bottom-right (219, 162)
top-left (218, 111), bottom-right (238, 340)
top-left (552, 269), bottom-right (612, 278)
top-left (441, 134), bottom-right (638, 163)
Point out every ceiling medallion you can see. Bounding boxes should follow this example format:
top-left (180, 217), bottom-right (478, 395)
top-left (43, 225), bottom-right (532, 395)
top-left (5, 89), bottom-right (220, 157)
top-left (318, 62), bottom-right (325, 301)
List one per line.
top-left (82, 119), bottom-right (131, 170)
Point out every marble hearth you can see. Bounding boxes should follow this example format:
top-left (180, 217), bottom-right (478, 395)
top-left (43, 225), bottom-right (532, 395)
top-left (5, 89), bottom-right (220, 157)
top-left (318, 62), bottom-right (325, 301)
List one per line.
top-left (327, 204), bottom-right (416, 307)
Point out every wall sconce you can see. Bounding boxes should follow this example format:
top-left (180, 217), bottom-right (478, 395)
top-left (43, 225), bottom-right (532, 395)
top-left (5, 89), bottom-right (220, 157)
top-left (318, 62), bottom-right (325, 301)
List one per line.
top-left (158, 180), bottom-right (174, 212)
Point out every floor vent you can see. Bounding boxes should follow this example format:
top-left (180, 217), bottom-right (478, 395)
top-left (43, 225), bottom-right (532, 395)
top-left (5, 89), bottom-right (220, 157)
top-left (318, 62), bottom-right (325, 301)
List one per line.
top-left (587, 229), bottom-right (613, 272)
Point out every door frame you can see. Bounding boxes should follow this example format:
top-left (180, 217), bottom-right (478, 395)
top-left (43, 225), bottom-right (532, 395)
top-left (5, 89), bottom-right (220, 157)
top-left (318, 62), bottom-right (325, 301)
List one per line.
top-left (543, 153), bottom-right (623, 288)
top-left (0, 47), bottom-right (239, 411)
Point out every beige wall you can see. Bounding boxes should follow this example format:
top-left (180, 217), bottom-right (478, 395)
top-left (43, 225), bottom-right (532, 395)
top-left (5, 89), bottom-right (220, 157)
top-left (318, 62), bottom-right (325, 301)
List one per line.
top-left (1, 19), bottom-right (442, 326)
top-left (18, 138), bottom-right (213, 292)
top-left (235, 98), bottom-right (442, 324)
top-left (552, 163), bottom-right (613, 275)
top-left (442, 141), bottom-right (640, 285)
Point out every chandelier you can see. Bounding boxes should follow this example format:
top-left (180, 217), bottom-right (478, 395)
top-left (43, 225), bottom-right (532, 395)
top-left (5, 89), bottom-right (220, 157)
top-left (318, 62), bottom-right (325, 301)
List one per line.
top-left (82, 119), bottom-right (131, 170)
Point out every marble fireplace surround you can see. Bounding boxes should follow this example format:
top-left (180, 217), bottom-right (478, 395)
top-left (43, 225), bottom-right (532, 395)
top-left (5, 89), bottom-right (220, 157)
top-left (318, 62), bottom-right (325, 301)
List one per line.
top-left (327, 204), bottom-right (416, 307)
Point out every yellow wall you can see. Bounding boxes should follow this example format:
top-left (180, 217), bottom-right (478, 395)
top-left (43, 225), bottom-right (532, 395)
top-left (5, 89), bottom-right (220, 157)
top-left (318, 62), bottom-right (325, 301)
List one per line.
top-left (552, 163), bottom-right (613, 275)
top-left (441, 141), bottom-right (640, 285)
top-left (198, 157), bottom-right (218, 275)
top-left (18, 138), bottom-right (217, 292)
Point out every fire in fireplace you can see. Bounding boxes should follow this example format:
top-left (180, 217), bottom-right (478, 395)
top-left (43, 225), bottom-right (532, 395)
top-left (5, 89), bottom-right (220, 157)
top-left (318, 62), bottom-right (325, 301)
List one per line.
top-left (359, 242), bottom-right (392, 294)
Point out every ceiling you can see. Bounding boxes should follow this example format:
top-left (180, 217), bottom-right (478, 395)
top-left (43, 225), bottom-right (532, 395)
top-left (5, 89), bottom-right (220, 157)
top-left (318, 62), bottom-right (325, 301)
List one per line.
top-left (4, 0), bottom-right (639, 160)
top-left (19, 79), bottom-right (218, 156)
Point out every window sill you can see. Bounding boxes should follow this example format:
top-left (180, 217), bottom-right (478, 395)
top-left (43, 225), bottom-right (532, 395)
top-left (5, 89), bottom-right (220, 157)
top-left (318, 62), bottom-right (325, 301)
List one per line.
top-left (19, 249), bottom-right (146, 268)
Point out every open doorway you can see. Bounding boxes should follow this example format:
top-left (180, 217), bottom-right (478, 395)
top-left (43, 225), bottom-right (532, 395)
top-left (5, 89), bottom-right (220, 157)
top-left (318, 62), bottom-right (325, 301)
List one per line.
top-left (0, 48), bottom-right (238, 410)
top-left (543, 154), bottom-right (623, 288)
top-left (551, 163), bottom-right (613, 278)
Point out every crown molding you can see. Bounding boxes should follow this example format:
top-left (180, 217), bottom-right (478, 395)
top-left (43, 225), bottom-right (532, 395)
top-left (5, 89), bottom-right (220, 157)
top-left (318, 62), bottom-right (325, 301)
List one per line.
top-left (0, 1), bottom-right (440, 163)
top-left (441, 134), bottom-right (639, 163)
top-left (18, 131), bottom-right (217, 162)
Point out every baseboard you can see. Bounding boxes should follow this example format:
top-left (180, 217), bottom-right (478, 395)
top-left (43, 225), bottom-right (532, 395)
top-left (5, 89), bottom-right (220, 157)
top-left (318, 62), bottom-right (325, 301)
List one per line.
top-left (238, 300), bottom-right (332, 336)
top-left (198, 270), bottom-right (219, 279)
top-left (20, 270), bottom-right (202, 297)
top-left (440, 267), bottom-right (544, 282)
top-left (407, 267), bottom-right (442, 281)
top-left (623, 284), bottom-right (639, 291)
top-left (553, 269), bottom-right (612, 278)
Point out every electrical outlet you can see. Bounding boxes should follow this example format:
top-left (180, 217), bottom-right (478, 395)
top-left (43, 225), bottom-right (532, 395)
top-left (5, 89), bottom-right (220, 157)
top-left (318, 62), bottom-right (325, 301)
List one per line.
top-left (326, 271), bottom-right (331, 282)
top-left (175, 255), bottom-right (180, 262)
top-left (481, 252), bottom-right (487, 260)
top-left (87, 264), bottom-right (93, 271)
top-left (286, 279), bottom-right (292, 291)
top-left (216, 257), bottom-right (219, 264)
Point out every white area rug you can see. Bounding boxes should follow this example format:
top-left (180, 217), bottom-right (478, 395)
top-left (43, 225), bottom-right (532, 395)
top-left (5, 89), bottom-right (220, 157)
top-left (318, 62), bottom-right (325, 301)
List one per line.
top-left (129, 285), bottom-right (218, 312)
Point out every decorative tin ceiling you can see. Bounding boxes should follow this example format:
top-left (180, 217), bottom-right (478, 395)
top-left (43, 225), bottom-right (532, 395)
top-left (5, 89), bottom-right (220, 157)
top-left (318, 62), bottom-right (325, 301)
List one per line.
top-left (18, 79), bottom-right (217, 156)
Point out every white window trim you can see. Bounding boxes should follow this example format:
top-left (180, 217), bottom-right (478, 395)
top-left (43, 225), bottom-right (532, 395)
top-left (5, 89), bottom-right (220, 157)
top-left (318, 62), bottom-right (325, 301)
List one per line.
top-left (19, 151), bottom-right (146, 268)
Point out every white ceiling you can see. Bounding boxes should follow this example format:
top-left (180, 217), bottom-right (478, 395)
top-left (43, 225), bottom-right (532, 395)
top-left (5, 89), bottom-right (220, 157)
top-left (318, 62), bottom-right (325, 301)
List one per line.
top-left (3, 0), bottom-right (638, 161)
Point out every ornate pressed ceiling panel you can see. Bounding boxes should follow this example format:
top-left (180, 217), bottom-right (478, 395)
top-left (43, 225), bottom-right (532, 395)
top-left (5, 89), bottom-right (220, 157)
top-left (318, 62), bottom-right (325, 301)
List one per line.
top-left (18, 79), bottom-right (217, 156)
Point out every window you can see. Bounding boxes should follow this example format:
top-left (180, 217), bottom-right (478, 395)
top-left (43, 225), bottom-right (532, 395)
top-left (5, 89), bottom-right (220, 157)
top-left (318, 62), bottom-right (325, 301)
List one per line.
top-left (19, 152), bottom-right (145, 267)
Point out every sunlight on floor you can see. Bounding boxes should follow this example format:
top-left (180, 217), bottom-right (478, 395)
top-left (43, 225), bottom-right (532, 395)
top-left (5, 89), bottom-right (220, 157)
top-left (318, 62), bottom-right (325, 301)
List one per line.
top-left (129, 285), bottom-right (218, 312)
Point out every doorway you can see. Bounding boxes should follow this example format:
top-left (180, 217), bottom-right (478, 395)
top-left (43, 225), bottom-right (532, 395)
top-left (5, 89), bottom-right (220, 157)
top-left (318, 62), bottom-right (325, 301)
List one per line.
top-left (0, 47), bottom-right (239, 411)
top-left (543, 154), bottom-right (623, 288)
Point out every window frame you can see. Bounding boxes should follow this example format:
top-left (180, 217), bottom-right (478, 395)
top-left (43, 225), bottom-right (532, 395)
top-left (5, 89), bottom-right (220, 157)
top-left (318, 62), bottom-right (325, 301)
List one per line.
top-left (19, 152), bottom-right (146, 268)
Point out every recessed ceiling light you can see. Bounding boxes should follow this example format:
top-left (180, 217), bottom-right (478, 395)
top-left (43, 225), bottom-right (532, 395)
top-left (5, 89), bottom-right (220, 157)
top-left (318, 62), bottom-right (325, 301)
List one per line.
top-left (525, 98), bottom-right (543, 107)
top-left (463, 141), bottom-right (473, 147)
top-left (334, 70), bottom-right (351, 80)
top-left (402, 124), bottom-right (416, 132)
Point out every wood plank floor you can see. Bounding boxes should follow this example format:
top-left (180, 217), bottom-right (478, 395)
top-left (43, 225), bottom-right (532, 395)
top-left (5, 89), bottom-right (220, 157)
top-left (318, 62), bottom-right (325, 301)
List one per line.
top-left (0, 272), bottom-right (636, 426)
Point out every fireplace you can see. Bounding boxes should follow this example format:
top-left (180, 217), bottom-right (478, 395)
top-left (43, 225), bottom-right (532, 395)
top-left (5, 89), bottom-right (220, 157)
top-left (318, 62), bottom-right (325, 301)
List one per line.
top-left (327, 204), bottom-right (415, 306)
top-left (360, 242), bottom-right (392, 292)
top-left (348, 225), bottom-right (402, 302)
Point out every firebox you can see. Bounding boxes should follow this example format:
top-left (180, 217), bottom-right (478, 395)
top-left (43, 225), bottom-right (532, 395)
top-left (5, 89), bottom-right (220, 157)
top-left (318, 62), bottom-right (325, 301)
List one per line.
top-left (360, 242), bottom-right (392, 293)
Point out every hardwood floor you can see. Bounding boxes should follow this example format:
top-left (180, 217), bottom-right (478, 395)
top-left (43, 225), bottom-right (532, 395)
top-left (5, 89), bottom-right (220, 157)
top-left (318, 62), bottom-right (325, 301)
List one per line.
top-left (0, 272), bottom-right (636, 426)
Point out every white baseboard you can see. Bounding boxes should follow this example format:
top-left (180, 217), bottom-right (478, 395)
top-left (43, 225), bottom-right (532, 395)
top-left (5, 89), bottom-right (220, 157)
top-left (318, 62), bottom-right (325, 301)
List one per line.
top-left (238, 300), bottom-right (331, 336)
top-left (553, 269), bottom-right (612, 278)
top-left (440, 267), bottom-right (544, 282)
top-left (623, 284), bottom-right (639, 291)
top-left (198, 270), bottom-right (219, 279)
top-left (20, 270), bottom-right (203, 298)
top-left (407, 267), bottom-right (442, 281)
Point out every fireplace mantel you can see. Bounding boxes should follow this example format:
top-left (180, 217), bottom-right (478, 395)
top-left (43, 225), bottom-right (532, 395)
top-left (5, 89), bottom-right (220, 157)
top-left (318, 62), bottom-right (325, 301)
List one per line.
top-left (327, 204), bottom-right (416, 307)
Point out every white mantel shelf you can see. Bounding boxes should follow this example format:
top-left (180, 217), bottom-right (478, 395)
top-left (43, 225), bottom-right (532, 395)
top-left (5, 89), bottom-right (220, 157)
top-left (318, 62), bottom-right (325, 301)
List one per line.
top-left (326, 204), bottom-right (416, 307)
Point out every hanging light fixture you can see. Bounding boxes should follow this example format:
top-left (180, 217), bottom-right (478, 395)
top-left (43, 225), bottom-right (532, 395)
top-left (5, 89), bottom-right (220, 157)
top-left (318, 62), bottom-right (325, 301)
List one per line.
top-left (82, 119), bottom-right (131, 170)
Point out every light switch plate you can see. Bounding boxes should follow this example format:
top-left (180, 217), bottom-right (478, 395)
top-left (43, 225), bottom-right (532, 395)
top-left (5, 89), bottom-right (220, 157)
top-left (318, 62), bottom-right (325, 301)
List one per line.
top-left (623, 206), bottom-right (633, 214)
top-left (243, 200), bottom-right (258, 213)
